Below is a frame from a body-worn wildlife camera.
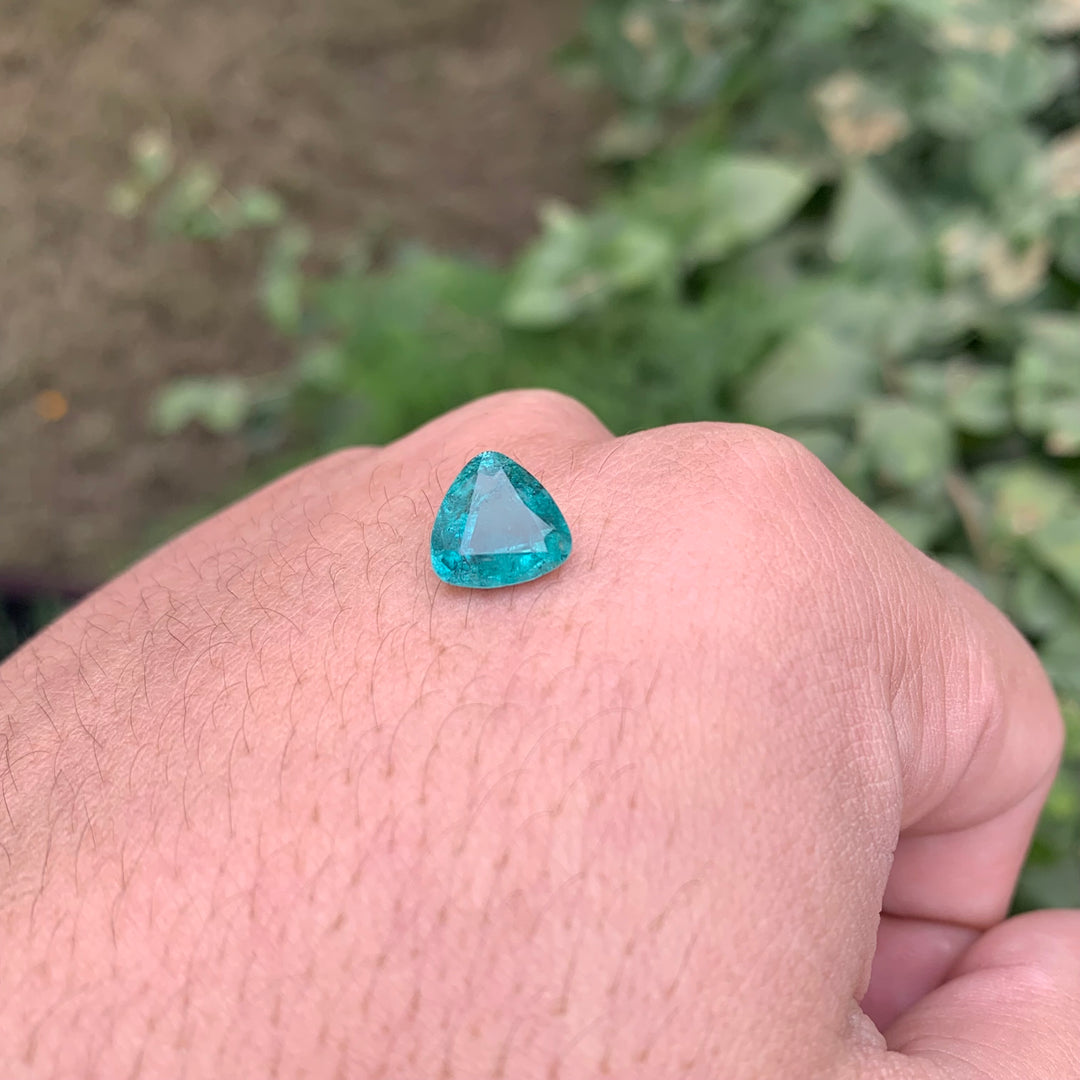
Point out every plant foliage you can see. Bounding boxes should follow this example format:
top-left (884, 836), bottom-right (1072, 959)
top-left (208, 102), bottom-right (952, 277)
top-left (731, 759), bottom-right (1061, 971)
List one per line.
top-left (113, 0), bottom-right (1080, 907)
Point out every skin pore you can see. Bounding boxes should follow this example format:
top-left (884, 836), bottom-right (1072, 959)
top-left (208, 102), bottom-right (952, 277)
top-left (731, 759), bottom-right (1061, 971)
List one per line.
top-left (0, 391), bottom-right (1075, 1079)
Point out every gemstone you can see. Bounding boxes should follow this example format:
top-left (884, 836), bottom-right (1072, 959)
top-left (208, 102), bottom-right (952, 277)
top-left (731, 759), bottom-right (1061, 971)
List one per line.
top-left (430, 450), bottom-right (572, 589)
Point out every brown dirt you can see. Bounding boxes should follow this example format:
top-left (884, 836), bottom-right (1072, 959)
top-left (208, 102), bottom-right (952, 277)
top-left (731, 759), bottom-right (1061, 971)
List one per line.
top-left (0, 0), bottom-right (601, 586)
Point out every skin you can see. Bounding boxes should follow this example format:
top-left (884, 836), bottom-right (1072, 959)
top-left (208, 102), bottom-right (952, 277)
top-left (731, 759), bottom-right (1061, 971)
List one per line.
top-left (0, 389), bottom-right (1076, 1079)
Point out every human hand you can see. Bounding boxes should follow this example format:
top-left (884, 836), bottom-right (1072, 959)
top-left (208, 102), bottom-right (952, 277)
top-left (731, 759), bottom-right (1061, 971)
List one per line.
top-left (0, 391), bottom-right (1074, 1078)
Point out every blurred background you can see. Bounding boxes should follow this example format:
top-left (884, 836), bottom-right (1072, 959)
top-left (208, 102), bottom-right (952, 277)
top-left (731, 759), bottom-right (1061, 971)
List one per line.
top-left (1, 0), bottom-right (1077, 905)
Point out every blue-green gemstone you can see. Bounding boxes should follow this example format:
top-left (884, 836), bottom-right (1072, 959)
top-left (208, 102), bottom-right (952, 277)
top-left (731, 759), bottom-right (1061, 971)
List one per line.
top-left (430, 451), bottom-right (572, 589)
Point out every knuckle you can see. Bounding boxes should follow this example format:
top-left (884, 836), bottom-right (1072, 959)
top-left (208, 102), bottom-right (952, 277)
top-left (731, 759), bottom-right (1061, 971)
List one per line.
top-left (653, 422), bottom-right (842, 509)
top-left (622, 421), bottom-right (879, 606)
top-left (728, 424), bottom-right (836, 491)
top-left (973, 605), bottom-right (1065, 767)
top-left (476, 387), bottom-right (606, 435)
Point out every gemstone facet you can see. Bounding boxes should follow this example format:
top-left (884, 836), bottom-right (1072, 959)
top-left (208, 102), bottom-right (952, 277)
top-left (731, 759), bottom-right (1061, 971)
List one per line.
top-left (430, 451), bottom-right (572, 589)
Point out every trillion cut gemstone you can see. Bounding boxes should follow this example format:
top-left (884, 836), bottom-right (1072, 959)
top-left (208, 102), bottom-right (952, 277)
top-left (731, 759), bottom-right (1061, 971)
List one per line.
top-left (430, 451), bottom-right (572, 588)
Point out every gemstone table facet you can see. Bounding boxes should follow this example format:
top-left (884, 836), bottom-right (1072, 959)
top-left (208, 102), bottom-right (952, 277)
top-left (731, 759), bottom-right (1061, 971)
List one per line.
top-left (430, 451), bottom-right (572, 588)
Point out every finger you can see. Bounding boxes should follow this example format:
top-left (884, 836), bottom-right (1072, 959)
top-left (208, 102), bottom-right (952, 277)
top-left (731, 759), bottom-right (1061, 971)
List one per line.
top-left (859, 553), bottom-right (1064, 1024)
top-left (885, 910), bottom-right (1080, 1078)
top-left (710, 444), bottom-right (1064, 1029)
top-left (884, 567), bottom-right (1063, 928)
top-left (861, 915), bottom-right (979, 1031)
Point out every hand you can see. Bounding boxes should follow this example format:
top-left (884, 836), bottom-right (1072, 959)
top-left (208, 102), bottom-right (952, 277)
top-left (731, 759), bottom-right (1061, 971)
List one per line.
top-left (0, 391), bottom-right (1074, 1079)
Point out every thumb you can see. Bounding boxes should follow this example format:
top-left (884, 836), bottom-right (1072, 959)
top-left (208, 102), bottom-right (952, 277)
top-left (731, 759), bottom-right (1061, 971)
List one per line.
top-left (885, 910), bottom-right (1080, 1078)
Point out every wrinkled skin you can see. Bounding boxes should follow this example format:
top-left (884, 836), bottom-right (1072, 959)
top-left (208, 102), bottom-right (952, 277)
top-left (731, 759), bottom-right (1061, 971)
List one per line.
top-left (0, 391), bottom-right (1076, 1079)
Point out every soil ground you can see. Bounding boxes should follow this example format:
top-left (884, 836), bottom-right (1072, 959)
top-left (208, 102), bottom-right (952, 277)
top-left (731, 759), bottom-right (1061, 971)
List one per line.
top-left (0, 0), bottom-right (600, 587)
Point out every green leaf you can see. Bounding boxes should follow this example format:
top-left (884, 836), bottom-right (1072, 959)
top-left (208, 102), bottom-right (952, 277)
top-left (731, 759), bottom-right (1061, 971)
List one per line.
top-left (858, 398), bottom-right (955, 489)
top-left (739, 325), bottom-right (880, 426)
top-left (1030, 507), bottom-right (1080, 599)
top-left (828, 164), bottom-right (922, 274)
top-left (897, 360), bottom-right (949, 407)
top-left (1041, 625), bottom-right (1080, 698)
top-left (260, 226), bottom-right (310, 334)
top-left (698, 156), bottom-right (815, 260)
top-left (1055, 213), bottom-right (1080, 280)
top-left (262, 267), bottom-right (304, 334)
top-left (980, 462), bottom-right (1076, 538)
top-left (296, 343), bottom-right (346, 391)
top-left (153, 377), bottom-right (252, 435)
top-left (1066, 698), bottom-right (1080, 762)
top-left (503, 203), bottom-right (675, 329)
top-left (923, 47), bottom-right (1076, 136)
top-left (605, 219), bottom-right (676, 289)
top-left (503, 213), bottom-right (590, 327)
top-left (970, 125), bottom-right (1052, 240)
top-left (1010, 562), bottom-right (1079, 638)
top-left (944, 359), bottom-right (1013, 436)
top-left (648, 154), bottom-right (814, 263)
top-left (1016, 315), bottom-right (1080, 453)
top-left (813, 284), bottom-right (957, 359)
top-left (582, 1), bottom-right (740, 108)
top-left (235, 187), bottom-right (286, 228)
top-left (155, 162), bottom-right (222, 237)
top-left (886, 0), bottom-right (970, 23)
top-left (1045, 766), bottom-right (1080, 823)
top-left (791, 0), bottom-right (884, 43)
top-left (1016, 846), bottom-right (1080, 911)
top-left (1019, 313), bottom-right (1080, 355)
